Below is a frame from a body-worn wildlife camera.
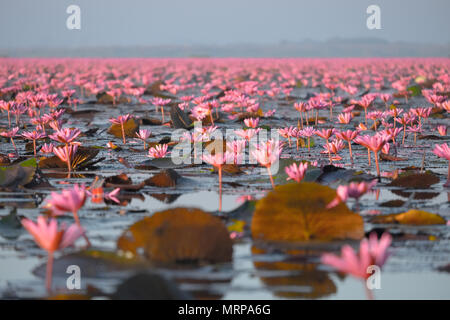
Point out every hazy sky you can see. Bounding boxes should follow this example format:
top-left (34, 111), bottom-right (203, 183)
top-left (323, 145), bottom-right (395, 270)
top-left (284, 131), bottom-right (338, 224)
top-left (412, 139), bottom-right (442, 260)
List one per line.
top-left (1, 0), bottom-right (449, 49)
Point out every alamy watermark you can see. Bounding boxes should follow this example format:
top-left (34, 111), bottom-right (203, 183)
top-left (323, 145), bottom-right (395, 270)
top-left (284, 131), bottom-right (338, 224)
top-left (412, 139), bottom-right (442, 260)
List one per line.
top-left (366, 5), bottom-right (381, 30)
top-left (66, 264), bottom-right (81, 290)
top-left (66, 5), bottom-right (81, 30)
top-left (366, 265), bottom-right (381, 290)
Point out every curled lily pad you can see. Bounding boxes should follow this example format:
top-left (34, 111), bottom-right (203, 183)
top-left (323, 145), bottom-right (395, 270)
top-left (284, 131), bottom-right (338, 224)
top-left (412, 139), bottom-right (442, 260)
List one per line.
top-left (170, 105), bottom-right (192, 129)
top-left (371, 209), bottom-right (446, 225)
top-left (251, 182), bottom-right (364, 242)
top-left (117, 207), bottom-right (233, 264)
top-left (38, 147), bottom-right (101, 170)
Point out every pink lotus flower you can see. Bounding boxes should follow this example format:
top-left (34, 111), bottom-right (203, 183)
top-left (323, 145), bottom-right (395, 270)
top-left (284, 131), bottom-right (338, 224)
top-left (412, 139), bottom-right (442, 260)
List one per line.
top-left (327, 180), bottom-right (377, 209)
top-left (53, 144), bottom-right (78, 176)
top-left (135, 129), bottom-right (151, 149)
top-left (151, 97), bottom-right (172, 123)
top-left (244, 117), bottom-right (259, 128)
top-left (0, 127), bottom-right (19, 154)
top-left (22, 130), bottom-right (46, 156)
top-left (299, 126), bottom-right (315, 151)
top-left (436, 125), bottom-right (447, 137)
top-left (251, 139), bottom-right (283, 188)
top-left (433, 143), bottom-right (450, 183)
top-left (49, 128), bottom-right (81, 145)
top-left (45, 184), bottom-right (87, 220)
top-left (105, 188), bottom-right (121, 204)
top-left (335, 129), bottom-right (359, 163)
top-left (109, 114), bottom-right (132, 144)
top-left (148, 144), bottom-right (170, 158)
top-left (21, 216), bottom-right (84, 290)
top-left (226, 140), bottom-right (246, 165)
top-left (354, 135), bottom-right (386, 177)
top-left (337, 112), bottom-right (352, 124)
top-left (294, 102), bottom-right (307, 128)
top-left (321, 232), bottom-right (392, 299)
top-left (278, 126), bottom-right (296, 148)
top-left (202, 152), bottom-right (233, 211)
top-left (285, 162), bottom-right (308, 183)
top-left (235, 128), bottom-right (260, 142)
top-left (40, 143), bottom-right (54, 155)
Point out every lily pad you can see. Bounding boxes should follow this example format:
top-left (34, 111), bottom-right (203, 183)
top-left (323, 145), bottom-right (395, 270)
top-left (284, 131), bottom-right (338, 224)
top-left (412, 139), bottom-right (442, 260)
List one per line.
top-left (251, 182), bottom-right (364, 242)
top-left (371, 209), bottom-right (446, 225)
top-left (388, 171), bottom-right (439, 189)
top-left (144, 169), bottom-right (180, 187)
top-left (117, 208), bottom-right (233, 264)
top-left (0, 158), bottom-right (37, 189)
top-left (170, 105), bottom-right (193, 129)
top-left (108, 118), bottom-right (140, 139)
top-left (39, 147), bottom-right (101, 170)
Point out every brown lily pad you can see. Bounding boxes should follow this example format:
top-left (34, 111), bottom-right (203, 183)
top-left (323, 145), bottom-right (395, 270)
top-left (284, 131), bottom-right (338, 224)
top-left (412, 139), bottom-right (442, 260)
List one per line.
top-left (379, 199), bottom-right (405, 207)
top-left (388, 172), bottom-right (439, 189)
top-left (107, 118), bottom-right (139, 139)
top-left (144, 169), bottom-right (180, 187)
top-left (251, 182), bottom-right (364, 242)
top-left (117, 208), bottom-right (233, 264)
top-left (371, 209), bottom-right (446, 225)
top-left (213, 164), bottom-right (243, 176)
top-left (105, 173), bottom-right (132, 185)
top-left (380, 153), bottom-right (407, 162)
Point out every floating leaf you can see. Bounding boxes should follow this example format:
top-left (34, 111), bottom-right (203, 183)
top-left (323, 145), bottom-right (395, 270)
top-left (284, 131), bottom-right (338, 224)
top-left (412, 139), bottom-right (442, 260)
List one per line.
top-left (251, 182), bottom-right (364, 242)
top-left (213, 164), bottom-right (243, 176)
top-left (0, 154), bottom-right (10, 165)
top-left (38, 147), bottom-right (100, 170)
top-left (0, 158), bottom-right (37, 189)
top-left (33, 249), bottom-right (145, 279)
top-left (379, 199), bottom-right (405, 208)
top-left (108, 118), bottom-right (139, 139)
top-left (105, 173), bottom-right (132, 185)
top-left (388, 171), bottom-right (439, 189)
top-left (371, 209), bottom-right (446, 225)
top-left (170, 105), bottom-right (193, 129)
top-left (136, 157), bottom-right (187, 170)
top-left (380, 153), bottom-right (407, 161)
top-left (117, 208), bottom-right (233, 264)
top-left (0, 209), bottom-right (24, 239)
top-left (144, 169), bottom-right (180, 187)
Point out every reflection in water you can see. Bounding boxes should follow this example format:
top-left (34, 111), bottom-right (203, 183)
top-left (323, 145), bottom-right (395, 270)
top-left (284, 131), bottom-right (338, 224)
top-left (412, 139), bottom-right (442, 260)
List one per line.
top-left (251, 245), bottom-right (338, 299)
